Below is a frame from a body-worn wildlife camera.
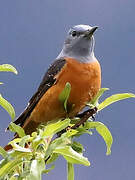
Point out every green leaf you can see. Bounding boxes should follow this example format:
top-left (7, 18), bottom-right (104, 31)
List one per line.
top-left (42, 164), bottom-right (55, 174)
top-left (0, 64), bottom-right (18, 74)
top-left (67, 163), bottom-right (74, 180)
top-left (96, 124), bottom-right (113, 155)
top-left (9, 141), bottom-right (32, 153)
top-left (19, 135), bottom-right (31, 147)
top-left (90, 88), bottom-right (109, 106)
top-left (0, 158), bottom-right (23, 178)
top-left (59, 82), bottom-right (71, 112)
top-left (73, 127), bottom-right (93, 137)
top-left (0, 158), bottom-right (8, 169)
top-left (62, 129), bottom-right (78, 138)
top-left (46, 136), bottom-right (70, 157)
top-left (9, 122), bottom-right (26, 137)
top-left (20, 170), bottom-right (32, 179)
top-left (31, 137), bottom-right (43, 152)
top-left (98, 93), bottom-right (135, 111)
top-left (9, 175), bottom-right (18, 180)
top-left (46, 153), bottom-right (59, 165)
top-left (7, 150), bottom-right (31, 160)
top-left (85, 121), bottom-right (113, 155)
top-left (42, 118), bottom-right (70, 137)
top-left (54, 146), bottom-right (90, 166)
top-left (71, 141), bottom-right (84, 154)
top-left (0, 94), bottom-right (15, 120)
top-left (28, 159), bottom-right (45, 180)
top-left (0, 146), bottom-right (8, 158)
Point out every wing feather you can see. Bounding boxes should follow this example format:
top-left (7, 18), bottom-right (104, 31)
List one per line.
top-left (12, 58), bottom-right (66, 127)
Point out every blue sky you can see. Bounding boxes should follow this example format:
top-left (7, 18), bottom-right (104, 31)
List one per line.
top-left (0, 0), bottom-right (135, 179)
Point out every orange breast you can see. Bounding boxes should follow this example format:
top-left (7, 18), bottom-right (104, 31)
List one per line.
top-left (57, 57), bottom-right (101, 116)
top-left (28, 57), bottom-right (101, 124)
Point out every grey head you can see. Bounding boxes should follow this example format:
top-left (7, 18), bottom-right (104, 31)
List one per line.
top-left (57, 24), bottom-right (98, 63)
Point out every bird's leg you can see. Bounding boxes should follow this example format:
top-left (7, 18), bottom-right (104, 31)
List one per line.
top-left (76, 108), bottom-right (97, 121)
top-left (57, 128), bottom-right (67, 137)
top-left (56, 107), bottom-right (97, 136)
top-left (76, 109), bottom-right (92, 118)
top-left (71, 107), bottom-right (98, 129)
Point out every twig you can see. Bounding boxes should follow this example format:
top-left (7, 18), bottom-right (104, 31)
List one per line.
top-left (45, 107), bottom-right (97, 163)
top-left (71, 107), bottom-right (98, 129)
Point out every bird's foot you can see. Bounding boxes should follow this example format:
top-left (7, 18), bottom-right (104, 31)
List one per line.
top-left (71, 107), bottom-right (98, 129)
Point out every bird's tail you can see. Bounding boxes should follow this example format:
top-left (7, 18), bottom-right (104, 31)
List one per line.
top-left (4, 144), bottom-right (13, 151)
top-left (4, 118), bottom-right (40, 151)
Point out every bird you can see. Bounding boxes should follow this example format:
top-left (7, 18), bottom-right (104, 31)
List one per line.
top-left (5, 24), bottom-right (101, 150)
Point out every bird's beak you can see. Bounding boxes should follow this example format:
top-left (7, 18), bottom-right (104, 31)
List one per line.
top-left (85, 26), bottom-right (98, 38)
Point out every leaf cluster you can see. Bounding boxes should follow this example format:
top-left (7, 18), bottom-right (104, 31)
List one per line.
top-left (0, 75), bottom-right (135, 180)
top-left (0, 64), bottom-right (17, 120)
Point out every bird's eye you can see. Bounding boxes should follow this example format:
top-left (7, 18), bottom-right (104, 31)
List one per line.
top-left (71, 31), bottom-right (77, 37)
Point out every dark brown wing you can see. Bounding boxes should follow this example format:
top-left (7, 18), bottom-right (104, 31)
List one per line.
top-left (12, 58), bottom-right (66, 127)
